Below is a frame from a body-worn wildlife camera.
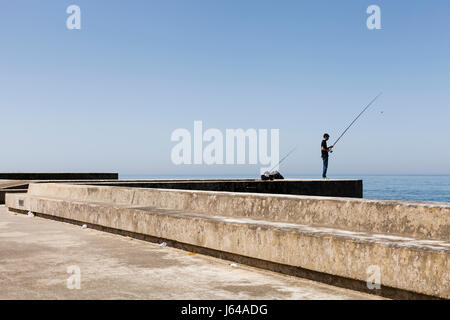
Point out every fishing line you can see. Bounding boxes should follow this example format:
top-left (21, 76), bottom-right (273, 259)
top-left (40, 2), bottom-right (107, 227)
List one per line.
top-left (331, 92), bottom-right (383, 148)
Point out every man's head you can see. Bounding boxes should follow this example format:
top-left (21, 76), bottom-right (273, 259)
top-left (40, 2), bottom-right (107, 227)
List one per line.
top-left (323, 133), bottom-right (330, 141)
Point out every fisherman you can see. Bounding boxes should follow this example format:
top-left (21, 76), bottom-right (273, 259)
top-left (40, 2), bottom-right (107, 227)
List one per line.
top-left (321, 134), bottom-right (333, 179)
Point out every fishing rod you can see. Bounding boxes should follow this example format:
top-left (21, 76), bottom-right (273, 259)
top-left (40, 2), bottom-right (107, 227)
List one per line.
top-left (261, 147), bottom-right (296, 180)
top-left (268, 147), bottom-right (297, 173)
top-left (331, 92), bottom-right (382, 150)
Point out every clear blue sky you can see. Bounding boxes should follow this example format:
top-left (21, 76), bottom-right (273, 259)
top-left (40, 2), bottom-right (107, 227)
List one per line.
top-left (0, 1), bottom-right (449, 175)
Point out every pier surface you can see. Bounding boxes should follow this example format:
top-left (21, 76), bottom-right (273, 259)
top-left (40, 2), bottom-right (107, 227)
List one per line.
top-left (0, 206), bottom-right (380, 300)
top-left (5, 182), bottom-right (449, 299)
top-left (0, 173), bottom-right (119, 204)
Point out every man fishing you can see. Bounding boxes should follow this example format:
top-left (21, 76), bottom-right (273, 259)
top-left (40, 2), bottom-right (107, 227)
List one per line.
top-left (318, 93), bottom-right (382, 179)
top-left (259, 93), bottom-right (382, 181)
top-left (321, 134), bottom-right (333, 179)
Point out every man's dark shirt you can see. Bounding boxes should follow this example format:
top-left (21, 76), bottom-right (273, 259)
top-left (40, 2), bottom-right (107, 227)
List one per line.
top-left (321, 140), bottom-right (329, 158)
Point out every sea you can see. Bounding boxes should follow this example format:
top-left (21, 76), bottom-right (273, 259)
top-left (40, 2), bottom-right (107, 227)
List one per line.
top-left (119, 174), bottom-right (450, 203)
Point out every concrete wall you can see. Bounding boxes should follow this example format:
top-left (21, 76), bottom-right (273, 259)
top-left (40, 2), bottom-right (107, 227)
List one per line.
top-left (5, 183), bottom-right (450, 299)
top-left (0, 178), bottom-right (361, 205)
top-left (22, 183), bottom-right (450, 240)
top-left (0, 189), bottom-right (27, 204)
top-left (0, 176), bottom-right (116, 204)
top-left (84, 179), bottom-right (363, 198)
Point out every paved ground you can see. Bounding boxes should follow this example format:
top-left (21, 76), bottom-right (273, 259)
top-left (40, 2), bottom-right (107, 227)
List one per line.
top-left (0, 206), bottom-right (382, 300)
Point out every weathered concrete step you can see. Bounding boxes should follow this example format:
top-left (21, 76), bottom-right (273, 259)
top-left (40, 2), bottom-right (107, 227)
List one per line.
top-left (0, 205), bottom-right (385, 300)
top-left (5, 193), bottom-right (449, 299)
top-left (0, 189), bottom-right (27, 205)
top-left (80, 178), bottom-right (363, 198)
top-left (0, 179), bottom-right (119, 205)
top-left (19, 183), bottom-right (450, 240)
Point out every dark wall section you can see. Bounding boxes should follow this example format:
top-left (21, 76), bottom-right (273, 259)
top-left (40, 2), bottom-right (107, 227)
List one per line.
top-left (87, 180), bottom-right (363, 198)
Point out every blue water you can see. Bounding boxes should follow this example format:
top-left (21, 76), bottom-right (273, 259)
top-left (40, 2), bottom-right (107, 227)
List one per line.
top-left (119, 174), bottom-right (450, 203)
top-left (318, 175), bottom-right (450, 203)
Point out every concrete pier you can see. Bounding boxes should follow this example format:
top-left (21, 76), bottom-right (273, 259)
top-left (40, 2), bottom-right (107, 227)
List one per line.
top-left (0, 173), bottom-right (119, 204)
top-left (5, 183), bottom-right (449, 299)
top-left (0, 178), bottom-right (362, 205)
top-left (83, 179), bottom-right (363, 198)
top-left (0, 206), bottom-right (381, 300)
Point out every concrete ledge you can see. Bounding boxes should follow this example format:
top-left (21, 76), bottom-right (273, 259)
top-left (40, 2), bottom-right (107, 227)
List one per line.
top-left (0, 206), bottom-right (386, 300)
top-left (19, 183), bottom-right (450, 239)
top-left (0, 179), bottom-right (120, 204)
top-left (82, 179), bottom-right (363, 198)
top-left (0, 189), bottom-right (27, 204)
top-left (5, 208), bottom-right (434, 300)
top-left (6, 194), bottom-right (449, 299)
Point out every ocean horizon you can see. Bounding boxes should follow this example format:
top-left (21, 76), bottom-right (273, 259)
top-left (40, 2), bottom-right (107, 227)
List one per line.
top-left (118, 174), bottom-right (450, 203)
